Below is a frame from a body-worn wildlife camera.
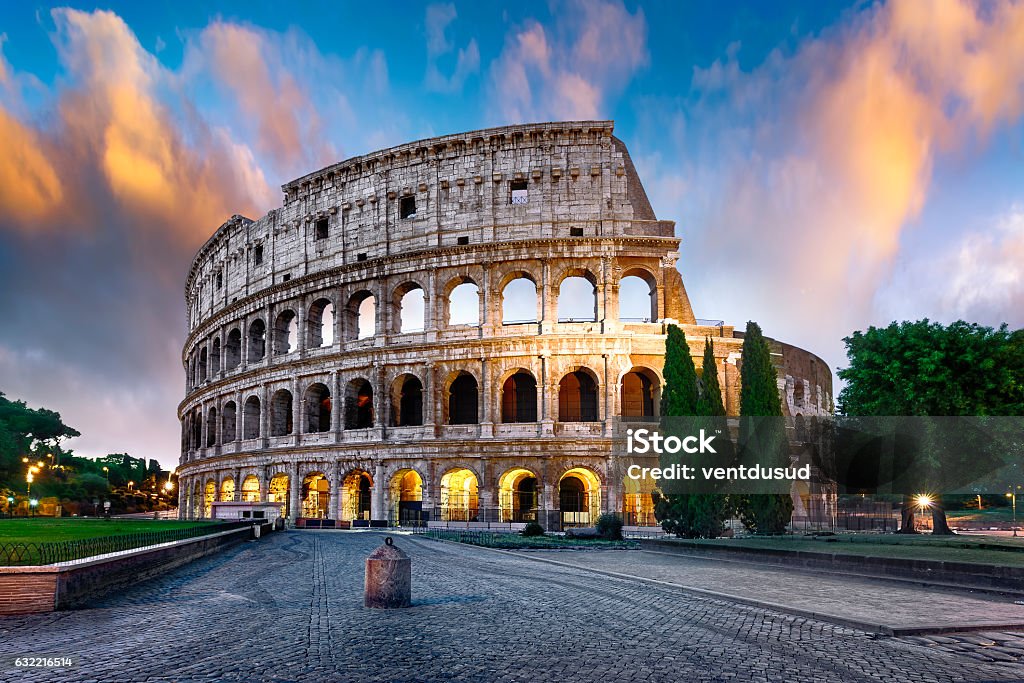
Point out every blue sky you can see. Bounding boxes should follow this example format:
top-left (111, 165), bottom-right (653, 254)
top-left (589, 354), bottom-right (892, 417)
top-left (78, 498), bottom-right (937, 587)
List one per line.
top-left (0, 0), bottom-right (1022, 468)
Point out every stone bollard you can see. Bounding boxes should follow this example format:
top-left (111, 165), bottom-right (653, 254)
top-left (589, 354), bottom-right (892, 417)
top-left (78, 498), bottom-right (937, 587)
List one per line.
top-left (364, 537), bottom-right (411, 609)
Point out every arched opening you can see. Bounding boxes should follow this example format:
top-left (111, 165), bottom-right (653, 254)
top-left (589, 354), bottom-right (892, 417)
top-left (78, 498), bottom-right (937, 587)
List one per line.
top-left (307, 298), bottom-right (334, 348)
top-left (273, 310), bottom-right (298, 355)
top-left (557, 274), bottom-right (597, 322)
top-left (559, 468), bottom-right (601, 527)
top-left (192, 481), bottom-right (202, 518)
top-left (440, 468), bottom-right (479, 521)
top-left (304, 383), bottom-right (332, 433)
top-left (389, 469), bottom-right (423, 526)
top-left (501, 371), bottom-right (538, 423)
top-left (447, 280), bottom-right (480, 326)
top-left (248, 319), bottom-right (266, 362)
top-left (301, 472), bottom-right (330, 518)
top-left (241, 474), bottom-right (260, 502)
top-left (268, 473), bottom-right (289, 518)
top-left (558, 370), bottom-right (599, 422)
top-left (618, 272), bottom-right (658, 322)
top-left (225, 328), bottom-right (241, 369)
top-left (622, 473), bottom-right (656, 526)
top-left (344, 378), bottom-right (374, 429)
top-left (222, 401), bottom-right (237, 442)
top-left (621, 368), bottom-right (659, 418)
top-left (219, 476), bottom-right (235, 502)
top-left (395, 283), bottom-right (425, 333)
top-left (203, 480), bottom-right (216, 518)
top-left (499, 468), bottom-right (539, 522)
top-left (270, 389), bottom-right (293, 436)
top-left (501, 275), bottom-right (538, 324)
top-left (205, 407), bottom-right (218, 447)
top-left (793, 381), bottom-right (805, 408)
top-left (191, 409), bottom-right (201, 449)
top-left (448, 373), bottom-right (479, 425)
top-left (346, 291), bottom-right (376, 340)
top-left (341, 470), bottom-right (373, 522)
top-left (390, 374), bottom-right (423, 427)
top-left (243, 396), bottom-right (260, 439)
top-left (210, 338), bottom-right (221, 376)
top-left (199, 347), bottom-right (208, 382)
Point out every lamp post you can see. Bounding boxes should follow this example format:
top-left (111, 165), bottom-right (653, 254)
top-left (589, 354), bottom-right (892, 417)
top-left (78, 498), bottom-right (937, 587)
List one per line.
top-left (102, 466), bottom-right (109, 484)
top-left (29, 499), bottom-right (38, 517)
top-left (1008, 490), bottom-right (1018, 537)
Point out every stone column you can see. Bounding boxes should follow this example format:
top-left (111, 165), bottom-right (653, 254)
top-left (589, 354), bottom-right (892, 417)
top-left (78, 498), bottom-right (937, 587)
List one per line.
top-left (235, 389), bottom-right (243, 443)
top-left (371, 463), bottom-right (386, 522)
top-left (333, 460), bottom-right (343, 520)
top-left (423, 362), bottom-right (435, 428)
top-left (260, 383), bottom-right (269, 446)
top-left (540, 259), bottom-right (554, 333)
top-left (259, 465), bottom-right (270, 503)
top-left (265, 304), bottom-right (275, 367)
top-left (289, 461), bottom-right (302, 521)
top-left (331, 369), bottom-right (343, 440)
top-left (479, 357), bottom-right (493, 438)
top-left (297, 300), bottom-right (307, 358)
top-left (177, 477), bottom-right (187, 519)
top-left (539, 354), bottom-right (554, 435)
top-left (233, 467), bottom-right (242, 501)
top-left (291, 376), bottom-right (301, 446)
top-left (241, 318), bottom-right (249, 371)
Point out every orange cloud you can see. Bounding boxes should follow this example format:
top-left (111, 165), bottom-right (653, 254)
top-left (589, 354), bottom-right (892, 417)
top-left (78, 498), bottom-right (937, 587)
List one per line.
top-left (0, 108), bottom-right (62, 226)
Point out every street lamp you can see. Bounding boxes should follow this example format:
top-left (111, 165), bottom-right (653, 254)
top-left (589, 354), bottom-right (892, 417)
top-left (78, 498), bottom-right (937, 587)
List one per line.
top-left (1007, 491), bottom-right (1018, 537)
top-left (26, 465), bottom-right (39, 498)
top-left (29, 498), bottom-right (38, 517)
top-left (5, 496), bottom-right (13, 519)
top-left (102, 466), bottom-right (109, 484)
top-left (128, 481), bottom-right (134, 491)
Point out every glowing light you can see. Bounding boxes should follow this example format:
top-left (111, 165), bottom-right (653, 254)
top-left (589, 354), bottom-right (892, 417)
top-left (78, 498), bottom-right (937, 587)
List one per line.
top-left (915, 494), bottom-right (933, 509)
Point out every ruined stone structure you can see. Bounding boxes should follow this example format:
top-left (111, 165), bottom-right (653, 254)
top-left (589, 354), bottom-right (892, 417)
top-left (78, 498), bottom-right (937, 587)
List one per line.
top-left (176, 121), bottom-right (832, 529)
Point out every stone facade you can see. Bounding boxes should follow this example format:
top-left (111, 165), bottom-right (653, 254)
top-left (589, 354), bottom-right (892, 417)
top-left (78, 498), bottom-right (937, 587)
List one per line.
top-left (176, 120), bottom-right (832, 529)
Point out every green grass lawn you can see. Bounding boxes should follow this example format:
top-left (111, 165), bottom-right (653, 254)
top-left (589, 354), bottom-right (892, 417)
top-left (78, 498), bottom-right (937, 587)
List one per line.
top-left (678, 534), bottom-right (1024, 567)
top-left (0, 519), bottom-right (215, 545)
top-left (424, 530), bottom-right (637, 550)
top-left (946, 508), bottom-right (1016, 523)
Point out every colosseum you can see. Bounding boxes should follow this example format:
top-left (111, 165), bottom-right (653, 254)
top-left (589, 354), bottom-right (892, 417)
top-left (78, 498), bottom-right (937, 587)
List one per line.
top-left (176, 120), bottom-right (833, 531)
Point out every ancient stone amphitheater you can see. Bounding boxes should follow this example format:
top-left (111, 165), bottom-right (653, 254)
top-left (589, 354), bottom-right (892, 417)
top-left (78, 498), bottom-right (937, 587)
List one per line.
top-left (176, 120), bottom-right (832, 530)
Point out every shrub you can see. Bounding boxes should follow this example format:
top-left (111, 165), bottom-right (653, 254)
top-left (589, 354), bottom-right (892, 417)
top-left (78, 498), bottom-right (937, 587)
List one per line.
top-left (521, 521), bottom-right (545, 537)
top-left (595, 513), bottom-right (624, 540)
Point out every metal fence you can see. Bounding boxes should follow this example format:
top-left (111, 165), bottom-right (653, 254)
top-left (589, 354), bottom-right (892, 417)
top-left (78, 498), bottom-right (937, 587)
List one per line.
top-left (0, 520), bottom-right (255, 566)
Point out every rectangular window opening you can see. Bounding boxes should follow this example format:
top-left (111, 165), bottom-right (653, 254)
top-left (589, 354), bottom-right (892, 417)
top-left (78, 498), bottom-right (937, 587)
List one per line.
top-left (456, 236), bottom-right (469, 246)
top-left (399, 195), bottom-right (417, 219)
top-left (357, 252), bottom-right (368, 262)
top-left (510, 180), bottom-right (528, 205)
top-left (282, 274), bottom-right (291, 282)
top-left (216, 273), bottom-right (223, 289)
top-left (314, 218), bottom-right (329, 240)
top-left (569, 227), bottom-right (584, 237)
top-left (254, 245), bottom-right (264, 266)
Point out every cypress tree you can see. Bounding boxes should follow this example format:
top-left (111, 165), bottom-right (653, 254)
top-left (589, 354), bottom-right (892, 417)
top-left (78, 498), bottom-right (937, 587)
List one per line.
top-left (697, 337), bottom-right (726, 417)
top-left (661, 325), bottom-right (699, 416)
top-left (688, 337), bottom-right (730, 538)
top-left (736, 321), bottom-right (793, 534)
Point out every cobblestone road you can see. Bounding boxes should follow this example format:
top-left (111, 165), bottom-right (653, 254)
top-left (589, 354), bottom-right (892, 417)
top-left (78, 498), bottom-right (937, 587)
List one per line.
top-left (1, 531), bottom-right (1023, 682)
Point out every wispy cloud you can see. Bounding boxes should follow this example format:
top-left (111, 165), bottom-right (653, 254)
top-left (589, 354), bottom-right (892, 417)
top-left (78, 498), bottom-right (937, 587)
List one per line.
top-left (486, 0), bottom-right (648, 121)
top-left (424, 3), bottom-right (479, 93)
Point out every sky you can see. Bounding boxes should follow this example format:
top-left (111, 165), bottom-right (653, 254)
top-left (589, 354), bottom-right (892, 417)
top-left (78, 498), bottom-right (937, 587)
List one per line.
top-left (0, 0), bottom-right (1022, 470)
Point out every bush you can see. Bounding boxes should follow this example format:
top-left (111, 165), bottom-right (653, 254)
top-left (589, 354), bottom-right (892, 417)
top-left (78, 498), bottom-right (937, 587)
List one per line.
top-left (595, 513), bottom-right (624, 540)
top-left (521, 521), bottom-right (545, 537)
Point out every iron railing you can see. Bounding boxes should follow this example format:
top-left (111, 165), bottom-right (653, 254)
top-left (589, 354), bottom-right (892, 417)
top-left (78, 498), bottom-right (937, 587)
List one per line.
top-left (0, 521), bottom-right (255, 566)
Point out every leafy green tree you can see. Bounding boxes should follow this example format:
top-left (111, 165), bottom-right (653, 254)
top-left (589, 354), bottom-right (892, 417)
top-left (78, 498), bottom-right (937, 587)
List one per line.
top-left (838, 320), bottom-right (1024, 535)
top-left (735, 321), bottom-right (793, 534)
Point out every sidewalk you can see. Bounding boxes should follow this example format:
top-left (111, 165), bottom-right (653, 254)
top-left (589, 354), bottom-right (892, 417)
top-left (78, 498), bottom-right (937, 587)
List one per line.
top-left (517, 548), bottom-right (1024, 635)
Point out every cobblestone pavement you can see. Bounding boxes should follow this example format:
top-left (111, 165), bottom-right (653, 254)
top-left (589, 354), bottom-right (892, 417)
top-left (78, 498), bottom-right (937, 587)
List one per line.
top-left (1, 532), bottom-right (1023, 683)
top-left (518, 548), bottom-right (1024, 633)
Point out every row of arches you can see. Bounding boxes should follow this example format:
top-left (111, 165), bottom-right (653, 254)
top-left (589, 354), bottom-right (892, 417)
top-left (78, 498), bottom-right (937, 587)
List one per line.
top-left (186, 269), bottom-right (660, 389)
top-left (182, 367), bottom-right (662, 451)
top-left (187, 465), bottom-right (607, 527)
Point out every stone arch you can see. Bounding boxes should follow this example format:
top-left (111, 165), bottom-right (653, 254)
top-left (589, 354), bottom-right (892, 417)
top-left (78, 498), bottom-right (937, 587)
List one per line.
top-left (344, 378), bottom-right (374, 429)
top-left (270, 389), bottom-right (293, 436)
top-left (199, 346), bottom-right (208, 382)
top-left (619, 268), bottom-right (658, 322)
top-left (345, 289), bottom-right (376, 340)
top-left (622, 470), bottom-right (656, 526)
top-left (340, 469), bottom-right (373, 522)
top-left (499, 270), bottom-right (539, 325)
top-left (203, 479), bottom-right (216, 518)
top-left (498, 467), bottom-right (540, 522)
top-left (222, 400), bottom-right (237, 442)
top-left (225, 328), bottom-right (242, 369)
top-left (210, 337), bottom-right (221, 376)
top-left (440, 467), bottom-right (479, 521)
top-left (558, 467), bottom-right (601, 527)
top-left (242, 395), bottom-right (260, 439)
top-left (501, 369), bottom-right (538, 423)
top-left (240, 474), bottom-right (260, 502)
top-left (443, 275), bottom-right (480, 327)
top-left (393, 281), bottom-right (426, 334)
top-left (273, 309), bottom-right (298, 355)
top-left (192, 480), bottom-right (202, 518)
top-left (304, 382), bottom-right (332, 433)
top-left (205, 407), bottom-right (218, 447)
top-left (307, 296), bottom-right (335, 348)
top-left (268, 473), bottom-right (289, 517)
top-left (390, 373), bottom-right (423, 427)
top-left (556, 268), bottom-right (598, 322)
top-left (388, 468), bottom-right (424, 526)
top-left (445, 370), bottom-right (479, 425)
top-left (558, 368), bottom-right (600, 422)
top-left (301, 471), bottom-right (331, 518)
top-left (620, 366), bottom-right (660, 418)
top-left (190, 408), bottom-right (202, 449)
top-left (219, 476), bottom-right (235, 502)
top-left (247, 318), bottom-right (266, 362)
top-left (793, 380), bottom-right (805, 408)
